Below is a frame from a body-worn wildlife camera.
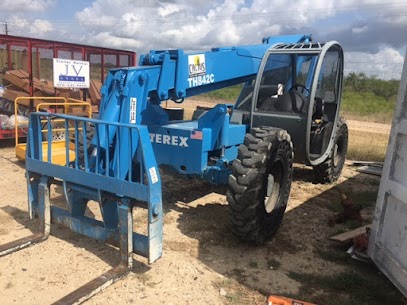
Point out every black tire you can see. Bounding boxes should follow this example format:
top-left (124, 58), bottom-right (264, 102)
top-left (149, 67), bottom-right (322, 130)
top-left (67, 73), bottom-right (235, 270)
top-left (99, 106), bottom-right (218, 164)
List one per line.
top-left (42, 120), bottom-right (66, 141)
top-left (313, 117), bottom-right (348, 183)
top-left (77, 123), bottom-right (95, 165)
top-left (227, 127), bottom-right (294, 244)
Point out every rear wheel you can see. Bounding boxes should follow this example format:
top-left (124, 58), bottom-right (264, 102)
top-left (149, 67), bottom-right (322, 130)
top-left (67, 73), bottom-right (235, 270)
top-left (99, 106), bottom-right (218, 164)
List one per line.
top-left (313, 117), bottom-right (348, 183)
top-left (227, 127), bottom-right (294, 244)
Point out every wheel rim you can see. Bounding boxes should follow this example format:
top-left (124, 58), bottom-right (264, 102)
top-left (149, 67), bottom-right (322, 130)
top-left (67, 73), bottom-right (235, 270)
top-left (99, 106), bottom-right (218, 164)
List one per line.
top-left (264, 159), bottom-right (284, 213)
top-left (43, 122), bottom-right (66, 141)
top-left (52, 130), bottom-right (66, 141)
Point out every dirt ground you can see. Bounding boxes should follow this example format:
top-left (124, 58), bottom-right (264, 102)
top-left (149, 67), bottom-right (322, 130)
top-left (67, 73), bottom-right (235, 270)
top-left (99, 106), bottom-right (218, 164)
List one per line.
top-left (0, 121), bottom-right (405, 305)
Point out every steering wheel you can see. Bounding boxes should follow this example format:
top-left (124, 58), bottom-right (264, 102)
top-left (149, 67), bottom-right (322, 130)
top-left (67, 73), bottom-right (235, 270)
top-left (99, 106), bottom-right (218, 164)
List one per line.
top-left (291, 83), bottom-right (310, 95)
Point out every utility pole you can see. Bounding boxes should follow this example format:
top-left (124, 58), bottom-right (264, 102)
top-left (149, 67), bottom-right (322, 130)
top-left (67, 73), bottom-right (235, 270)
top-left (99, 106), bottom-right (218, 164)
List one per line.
top-left (3, 22), bottom-right (9, 35)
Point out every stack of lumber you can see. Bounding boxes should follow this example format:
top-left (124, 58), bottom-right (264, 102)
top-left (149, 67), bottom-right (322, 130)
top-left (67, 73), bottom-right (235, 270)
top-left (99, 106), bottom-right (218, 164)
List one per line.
top-left (2, 70), bottom-right (30, 104)
top-left (2, 70), bottom-right (55, 108)
top-left (89, 79), bottom-right (102, 106)
top-left (1, 70), bottom-right (103, 112)
top-left (4, 69), bottom-right (54, 96)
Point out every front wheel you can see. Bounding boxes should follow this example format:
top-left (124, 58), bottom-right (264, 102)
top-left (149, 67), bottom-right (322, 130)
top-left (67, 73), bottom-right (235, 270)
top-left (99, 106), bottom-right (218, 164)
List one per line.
top-left (77, 122), bottom-right (95, 165)
top-left (227, 127), bottom-right (294, 244)
top-left (313, 117), bottom-right (348, 183)
top-left (42, 120), bottom-right (66, 141)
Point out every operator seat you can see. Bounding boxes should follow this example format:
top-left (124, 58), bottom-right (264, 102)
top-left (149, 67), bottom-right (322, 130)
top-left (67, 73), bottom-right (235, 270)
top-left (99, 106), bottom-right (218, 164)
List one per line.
top-left (312, 97), bottom-right (325, 120)
top-left (273, 91), bottom-right (306, 113)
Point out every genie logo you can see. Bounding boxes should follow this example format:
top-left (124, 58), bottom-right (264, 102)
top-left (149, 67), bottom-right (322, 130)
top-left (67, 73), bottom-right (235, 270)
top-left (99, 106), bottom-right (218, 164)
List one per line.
top-left (188, 54), bottom-right (206, 77)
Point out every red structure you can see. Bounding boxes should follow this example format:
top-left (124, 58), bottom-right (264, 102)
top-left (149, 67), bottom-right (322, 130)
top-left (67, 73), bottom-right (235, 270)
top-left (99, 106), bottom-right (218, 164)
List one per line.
top-left (0, 34), bottom-right (137, 139)
top-left (0, 34), bottom-right (137, 95)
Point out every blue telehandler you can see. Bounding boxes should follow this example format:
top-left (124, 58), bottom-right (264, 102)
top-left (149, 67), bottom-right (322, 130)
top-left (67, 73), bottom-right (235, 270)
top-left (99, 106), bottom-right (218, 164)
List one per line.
top-left (0, 34), bottom-right (347, 304)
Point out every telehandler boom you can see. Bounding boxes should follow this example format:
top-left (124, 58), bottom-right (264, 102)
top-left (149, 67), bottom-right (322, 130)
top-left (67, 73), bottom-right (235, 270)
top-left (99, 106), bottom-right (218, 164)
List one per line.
top-left (0, 34), bottom-right (347, 304)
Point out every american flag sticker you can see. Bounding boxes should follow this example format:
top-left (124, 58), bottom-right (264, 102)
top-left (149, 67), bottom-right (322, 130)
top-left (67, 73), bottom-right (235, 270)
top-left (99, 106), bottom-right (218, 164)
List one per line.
top-left (190, 130), bottom-right (203, 140)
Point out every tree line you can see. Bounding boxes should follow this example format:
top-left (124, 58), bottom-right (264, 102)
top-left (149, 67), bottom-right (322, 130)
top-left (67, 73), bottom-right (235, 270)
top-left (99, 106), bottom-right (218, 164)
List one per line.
top-left (344, 72), bottom-right (400, 102)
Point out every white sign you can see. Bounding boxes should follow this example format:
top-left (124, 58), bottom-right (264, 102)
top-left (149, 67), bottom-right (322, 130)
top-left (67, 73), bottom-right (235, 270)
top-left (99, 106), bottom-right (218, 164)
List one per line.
top-left (149, 167), bottom-right (159, 184)
top-left (53, 58), bottom-right (90, 88)
top-left (130, 97), bottom-right (137, 123)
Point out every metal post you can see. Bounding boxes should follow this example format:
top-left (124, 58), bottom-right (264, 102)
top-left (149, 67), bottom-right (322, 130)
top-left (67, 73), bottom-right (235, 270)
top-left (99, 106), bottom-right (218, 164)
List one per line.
top-left (52, 198), bottom-right (133, 305)
top-left (0, 177), bottom-right (50, 256)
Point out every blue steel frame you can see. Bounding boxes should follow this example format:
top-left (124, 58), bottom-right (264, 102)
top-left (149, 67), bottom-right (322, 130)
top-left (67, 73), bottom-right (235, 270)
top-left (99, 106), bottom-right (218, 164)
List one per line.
top-left (96, 34), bottom-right (311, 183)
top-left (26, 113), bottom-right (163, 263)
top-left (0, 34), bottom-right (312, 304)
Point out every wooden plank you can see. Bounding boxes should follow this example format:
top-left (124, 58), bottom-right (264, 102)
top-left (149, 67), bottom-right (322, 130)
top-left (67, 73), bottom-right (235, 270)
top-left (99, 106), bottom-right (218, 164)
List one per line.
top-left (3, 89), bottom-right (29, 103)
top-left (330, 225), bottom-right (371, 243)
top-left (33, 77), bottom-right (55, 95)
top-left (9, 70), bottom-right (28, 78)
top-left (17, 70), bottom-right (29, 78)
top-left (3, 70), bottom-right (54, 96)
top-left (357, 165), bottom-right (382, 176)
top-left (352, 161), bottom-right (384, 167)
top-left (3, 72), bottom-right (30, 93)
top-left (91, 105), bottom-right (99, 113)
top-left (57, 89), bottom-right (82, 100)
top-left (89, 80), bottom-right (102, 105)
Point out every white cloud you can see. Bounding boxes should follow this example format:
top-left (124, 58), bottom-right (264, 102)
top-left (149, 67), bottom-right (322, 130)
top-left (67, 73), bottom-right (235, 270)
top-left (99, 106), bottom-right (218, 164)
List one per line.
top-left (7, 16), bottom-right (53, 37)
top-left (345, 47), bottom-right (405, 80)
top-left (71, 1), bottom-right (406, 79)
top-left (76, 3), bottom-right (117, 30)
top-left (32, 19), bottom-right (53, 33)
top-left (352, 25), bottom-right (368, 34)
top-left (1, 0), bottom-right (405, 80)
top-left (0, 0), bottom-right (54, 12)
top-left (83, 32), bottom-right (143, 50)
top-left (158, 3), bottom-right (181, 17)
top-left (73, 0), bottom-right (407, 53)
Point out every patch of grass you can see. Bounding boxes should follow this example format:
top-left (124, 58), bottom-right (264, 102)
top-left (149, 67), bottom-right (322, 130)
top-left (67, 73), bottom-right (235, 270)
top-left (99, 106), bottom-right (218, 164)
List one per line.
top-left (315, 247), bottom-right (350, 263)
top-left (342, 111), bottom-right (394, 124)
top-left (345, 220), bottom-right (367, 230)
top-left (225, 290), bottom-right (246, 304)
top-left (267, 235), bottom-right (302, 254)
top-left (248, 261), bottom-right (259, 269)
top-left (229, 268), bottom-right (246, 277)
top-left (342, 91), bottom-right (395, 124)
top-left (347, 190), bottom-right (378, 209)
top-left (267, 258), bottom-right (282, 270)
top-left (226, 268), bottom-right (248, 283)
top-left (287, 270), bottom-right (406, 305)
top-left (217, 278), bottom-right (264, 305)
top-left (322, 200), bottom-right (343, 213)
top-left (133, 273), bottom-right (152, 285)
top-left (347, 129), bottom-right (389, 162)
top-left (332, 189), bottom-right (378, 211)
top-left (203, 84), bottom-right (243, 101)
top-left (362, 177), bottom-right (381, 186)
top-left (331, 227), bottom-right (348, 236)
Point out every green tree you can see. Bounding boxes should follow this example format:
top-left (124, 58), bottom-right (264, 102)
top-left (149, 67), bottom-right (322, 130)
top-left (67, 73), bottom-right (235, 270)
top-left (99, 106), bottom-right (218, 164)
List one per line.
top-left (345, 72), bottom-right (368, 92)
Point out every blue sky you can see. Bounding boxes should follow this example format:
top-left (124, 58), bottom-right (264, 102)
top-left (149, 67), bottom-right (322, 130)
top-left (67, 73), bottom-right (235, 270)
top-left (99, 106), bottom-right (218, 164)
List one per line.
top-left (0, 0), bottom-right (406, 79)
